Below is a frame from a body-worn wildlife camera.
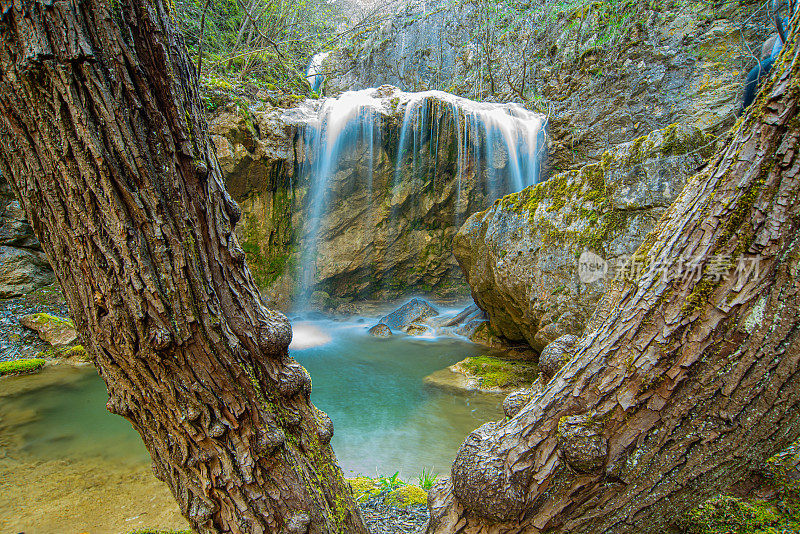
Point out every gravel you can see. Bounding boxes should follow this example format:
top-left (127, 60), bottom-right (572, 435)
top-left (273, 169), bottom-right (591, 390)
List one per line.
top-left (0, 283), bottom-right (70, 362)
top-left (359, 491), bottom-right (429, 534)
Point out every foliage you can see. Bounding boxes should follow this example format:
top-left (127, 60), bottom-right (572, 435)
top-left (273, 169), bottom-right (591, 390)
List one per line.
top-left (347, 476), bottom-right (382, 502)
top-left (173, 0), bottom-right (345, 94)
top-left (418, 467), bottom-right (439, 490)
top-left (0, 358), bottom-right (45, 376)
top-left (377, 471), bottom-right (405, 492)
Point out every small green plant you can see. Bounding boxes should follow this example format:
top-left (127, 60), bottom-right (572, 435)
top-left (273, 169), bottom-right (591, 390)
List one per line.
top-left (0, 358), bottom-right (45, 376)
top-left (377, 471), bottom-right (405, 492)
top-left (417, 467), bottom-right (439, 490)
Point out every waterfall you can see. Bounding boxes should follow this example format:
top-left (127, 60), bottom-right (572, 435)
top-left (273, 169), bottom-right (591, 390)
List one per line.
top-left (290, 87), bottom-right (546, 307)
top-left (306, 52), bottom-right (331, 94)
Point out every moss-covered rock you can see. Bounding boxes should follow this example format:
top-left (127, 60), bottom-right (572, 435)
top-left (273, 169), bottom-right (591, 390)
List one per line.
top-left (0, 358), bottom-right (45, 376)
top-left (454, 355), bottom-right (539, 391)
top-left (454, 124), bottom-right (715, 350)
top-left (385, 484), bottom-right (428, 508)
top-left (19, 312), bottom-right (77, 347)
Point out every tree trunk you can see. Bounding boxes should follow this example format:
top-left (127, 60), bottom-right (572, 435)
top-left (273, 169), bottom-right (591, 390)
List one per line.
top-left (0, 2), bottom-right (367, 534)
top-left (428, 21), bottom-right (800, 534)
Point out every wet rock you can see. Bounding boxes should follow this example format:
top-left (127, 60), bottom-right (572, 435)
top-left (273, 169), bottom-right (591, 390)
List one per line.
top-left (502, 388), bottom-right (532, 418)
top-left (0, 247), bottom-right (56, 299)
top-left (19, 313), bottom-right (78, 347)
top-left (367, 323), bottom-right (392, 337)
top-left (423, 367), bottom-right (481, 392)
top-left (404, 323), bottom-right (430, 336)
top-left (426, 355), bottom-right (538, 393)
top-left (539, 334), bottom-right (579, 378)
top-left (557, 414), bottom-right (608, 474)
top-left (379, 298), bottom-right (439, 330)
top-left (455, 125), bottom-right (714, 350)
top-left (0, 200), bottom-right (38, 247)
top-left (0, 175), bottom-right (55, 298)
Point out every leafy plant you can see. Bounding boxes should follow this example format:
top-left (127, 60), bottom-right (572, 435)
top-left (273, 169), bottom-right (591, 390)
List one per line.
top-left (417, 467), bottom-right (439, 490)
top-left (377, 471), bottom-right (405, 492)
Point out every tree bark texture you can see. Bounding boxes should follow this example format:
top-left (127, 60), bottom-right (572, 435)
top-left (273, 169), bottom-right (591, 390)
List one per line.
top-left (427, 19), bottom-right (800, 534)
top-left (0, 2), bottom-right (367, 534)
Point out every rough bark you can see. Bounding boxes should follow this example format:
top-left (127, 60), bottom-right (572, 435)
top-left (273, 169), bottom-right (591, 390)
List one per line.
top-left (0, 2), bottom-right (367, 534)
top-left (428, 20), bottom-right (800, 534)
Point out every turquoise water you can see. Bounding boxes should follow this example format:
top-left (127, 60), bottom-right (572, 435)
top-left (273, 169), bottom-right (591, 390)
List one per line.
top-left (0, 318), bottom-right (502, 480)
top-left (291, 319), bottom-right (502, 477)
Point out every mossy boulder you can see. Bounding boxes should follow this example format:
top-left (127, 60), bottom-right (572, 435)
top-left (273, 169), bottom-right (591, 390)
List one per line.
top-left (454, 124), bottom-right (715, 350)
top-left (385, 484), bottom-right (428, 508)
top-left (0, 358), bottom-right (45, 376)
top-left (19, 312), bottom-right (78, 347)
top-left (452, 354), bottom-right (538, 391)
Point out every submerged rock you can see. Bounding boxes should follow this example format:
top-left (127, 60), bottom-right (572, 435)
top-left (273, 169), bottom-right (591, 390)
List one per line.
top-left (378, 298), bottom-right (439, 331)
top-left (368, 323), bottom-right (392, 337)
top-left (455, 125), bottom-right (715, 350)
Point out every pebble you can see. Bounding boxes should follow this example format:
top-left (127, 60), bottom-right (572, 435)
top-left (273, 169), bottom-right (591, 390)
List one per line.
top-left (359, 491), bottom-right (429, 534)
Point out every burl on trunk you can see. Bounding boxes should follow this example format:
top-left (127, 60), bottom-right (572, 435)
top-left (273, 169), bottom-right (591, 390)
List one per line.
top-left (428, 19), bottom-right (800, 534)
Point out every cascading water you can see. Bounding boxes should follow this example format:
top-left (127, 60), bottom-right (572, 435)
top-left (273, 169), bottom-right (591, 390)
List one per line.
top-left (292, 86), bottom-right (546, 307)
top-left (306, 51), bottom-right (331, 94)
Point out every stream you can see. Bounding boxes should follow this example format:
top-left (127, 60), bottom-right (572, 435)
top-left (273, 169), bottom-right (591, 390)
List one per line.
top-left (0, 313), bottom-right (502, 533)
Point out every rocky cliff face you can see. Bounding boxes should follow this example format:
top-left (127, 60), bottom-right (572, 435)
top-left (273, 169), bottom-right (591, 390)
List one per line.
top-left (207, 86), bottom-right (544, 308)
top-left (326, 0), bottom-right (770, 174)
top-left (454, 124), bottom-right (715, 350)
top-left (0, 174), bottom-right (55, 298)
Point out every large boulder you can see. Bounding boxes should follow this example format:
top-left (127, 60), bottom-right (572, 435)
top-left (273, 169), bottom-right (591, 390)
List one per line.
top-left (455, 125), bottom-right (715, 350)
top-left (0, 247), bottom-right (55, 299)
top-left (0, 176), bottom-right (55, 298)
top-left (20, 313), bottom-right (78, 347)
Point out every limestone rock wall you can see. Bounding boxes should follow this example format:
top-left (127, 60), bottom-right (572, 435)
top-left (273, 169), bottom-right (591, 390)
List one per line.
top-left (207, 87), bottom-right (525, 308)
top-left (0, 174), bottom-right (55, 298)
top-left (454, 124), bottom-right (715, 350)
top-left (326, 0), bottom-right (771, 174)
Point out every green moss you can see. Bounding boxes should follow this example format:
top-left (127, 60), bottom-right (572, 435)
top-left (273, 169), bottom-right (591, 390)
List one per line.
top-left (0, 358), bottom-right (45, 376)
top-left (460, 355), bottom-right (538, 389)
top-left (63, 345), bottom-right (91, 361)
top-left (384, 484), bottom-right (428, 508)
top-left (347, 476), bottom-right (381, 502)
top-left (23, 312), bottom-right (74, 329)
top-left (679, 495), bottom-right (800, 534)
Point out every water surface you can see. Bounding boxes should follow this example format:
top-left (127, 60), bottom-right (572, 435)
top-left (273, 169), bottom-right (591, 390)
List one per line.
top-left (0, 316), bottom-right (502, 531)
